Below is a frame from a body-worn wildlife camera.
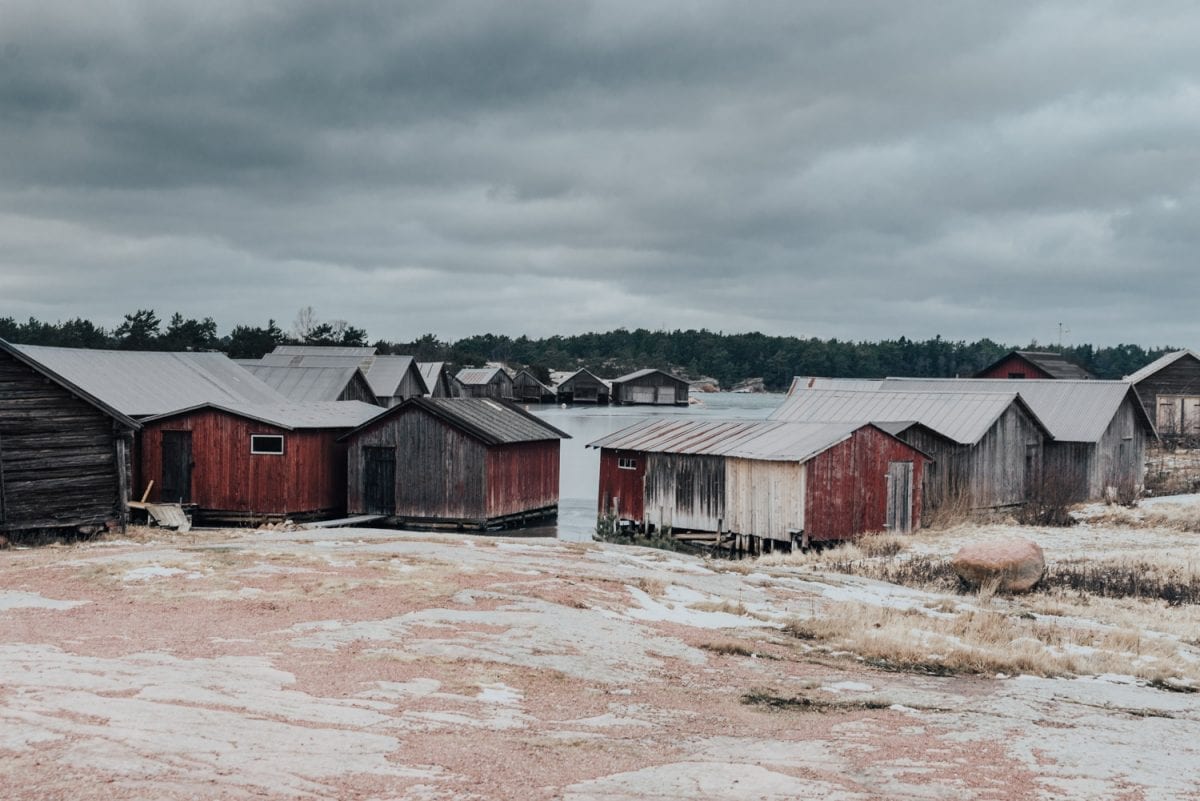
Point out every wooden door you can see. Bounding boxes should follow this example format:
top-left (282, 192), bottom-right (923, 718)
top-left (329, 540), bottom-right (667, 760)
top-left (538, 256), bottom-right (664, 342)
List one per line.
top-left (160, 431), bottom-right (193, 504)
top-left (631, 386), bottom-right (656, 404)
top-left (1158, 398), bottom-right (1181, 435)
top-left (363, 447), bottom-right (396, 515)
top-left (886, 461), bottom-right (914, 533)
top-left (1185, 397), bottom-right (1200, 435)
top-left (656, 386), bottom-right (675, 404)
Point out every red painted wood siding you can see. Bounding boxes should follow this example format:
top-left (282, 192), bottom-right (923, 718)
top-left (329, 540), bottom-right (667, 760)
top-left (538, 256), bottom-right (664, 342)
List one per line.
top-left (140, 410), bottom-right (347, 515)
top-left (976, 354), bottom-right (1051, 380)
top-left (804, 426), bottom-right (928, 542)
top-left (597, 448), bottom-right (645, 521)
top-left (485, 440), bottom-right (560, 518)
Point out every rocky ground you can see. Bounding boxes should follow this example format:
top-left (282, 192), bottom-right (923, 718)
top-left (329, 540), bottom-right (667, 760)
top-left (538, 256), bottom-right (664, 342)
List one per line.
top-left (1, 520), bottom-right (1198, 800)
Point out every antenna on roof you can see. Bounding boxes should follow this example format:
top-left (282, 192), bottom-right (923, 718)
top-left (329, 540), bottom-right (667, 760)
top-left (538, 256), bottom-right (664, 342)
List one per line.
top-left (1058, 322), bottom-right (1070, 349)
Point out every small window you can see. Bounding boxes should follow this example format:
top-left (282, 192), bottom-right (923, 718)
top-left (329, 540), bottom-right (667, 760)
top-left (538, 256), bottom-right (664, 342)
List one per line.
top-left (251, 434), bottom-right (285, 455)
top-left (618, 457), bottom-right (637, 470)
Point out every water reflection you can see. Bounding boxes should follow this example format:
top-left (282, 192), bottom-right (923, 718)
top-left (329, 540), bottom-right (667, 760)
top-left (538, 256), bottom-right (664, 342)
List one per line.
top-left (524, 393), bottom-right (782, 542)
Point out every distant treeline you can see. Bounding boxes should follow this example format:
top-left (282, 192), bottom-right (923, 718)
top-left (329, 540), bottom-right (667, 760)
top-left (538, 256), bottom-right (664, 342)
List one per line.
top-left (0, 308), bottom-right (1174, 392)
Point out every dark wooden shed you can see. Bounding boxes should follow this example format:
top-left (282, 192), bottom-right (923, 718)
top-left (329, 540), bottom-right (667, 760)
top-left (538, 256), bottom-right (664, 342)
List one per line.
top-left (511, 370), bottom-right (556, 403)
top-left (418, 362), bottom-right (454, 398)
top-left (342, 398), bottom-right (569, 530)
top-left (610, 369), bottom-right (689, 406)
top-left (556, 368), bottom-right (610, 404)
top-left (0, 339), bottom-right (139, 538)
top-left (454, 367), bottom-right (514, 400)
top-left (974, 351), bottom-right (1093, 380)
top-left (1126, 350), bottom-right (1200, 442)
top-left (138, 401), bottom-right (381, 523)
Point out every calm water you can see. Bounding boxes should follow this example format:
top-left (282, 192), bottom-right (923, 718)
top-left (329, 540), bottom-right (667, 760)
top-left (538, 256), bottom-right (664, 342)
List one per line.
top-left (524, 393), bottom-right (783, 541)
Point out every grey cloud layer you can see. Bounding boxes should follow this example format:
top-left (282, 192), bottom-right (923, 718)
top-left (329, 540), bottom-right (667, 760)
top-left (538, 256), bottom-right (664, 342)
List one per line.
top-left (1, 1), bottom-right (1197, 345)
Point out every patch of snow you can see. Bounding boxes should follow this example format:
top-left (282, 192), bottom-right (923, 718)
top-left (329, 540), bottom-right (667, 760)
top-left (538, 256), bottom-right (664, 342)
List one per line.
top-left (121, 565), bottom-right (187, 581)
top-left (623, 586), bottom-right (773, 629)
top-left (0, 591), bottom-right (89, 612)
top-left (476, 683), bottom-right (521, 705)
top-left (823, 681), bottom-right (874, 693)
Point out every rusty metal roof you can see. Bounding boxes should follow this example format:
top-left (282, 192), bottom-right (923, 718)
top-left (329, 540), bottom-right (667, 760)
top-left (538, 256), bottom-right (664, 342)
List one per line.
top-left (876, 378), bottom-right (1148, 442)
top-left (770, 387), bottom-right (1033, 445)
top-left (12, 344), bottom-right (288, 418)
top-left (259, 352), bottom-right (365, 369)
top-left (241, 364), bottom-right (368, 403)
top-left (786, 376), bottom-right (885, 395)
top-left (1126, 350), bottom-right (1200, 384)
top-left (587, 418), bottom-right (907, 463)
top-left (341, 397), bottom-right (569, 445)
top-left (142, 400), bottom-right (383, 430)
top-left (364, 355), bottom-right (417, 397)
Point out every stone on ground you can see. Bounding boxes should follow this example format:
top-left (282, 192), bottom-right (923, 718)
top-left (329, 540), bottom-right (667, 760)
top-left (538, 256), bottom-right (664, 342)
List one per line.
top-left (951, 537), bottom-right (1045, 592)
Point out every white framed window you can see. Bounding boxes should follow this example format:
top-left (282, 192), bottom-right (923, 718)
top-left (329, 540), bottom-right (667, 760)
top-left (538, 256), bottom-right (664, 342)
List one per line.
top-left (251, 434), bottom-right (285, 455)
top-left (618, 457), bottom-right (637, 470)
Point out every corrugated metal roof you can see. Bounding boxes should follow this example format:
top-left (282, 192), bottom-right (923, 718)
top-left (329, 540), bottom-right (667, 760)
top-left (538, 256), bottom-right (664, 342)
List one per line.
top-left (787, 376), bottom-right (885, 395)
top-left (611, 368), bottom-right (686, 384)
top-left (364, 355), bottom-right (416, 397)
top-left (259, 352), bottom-right (365, 369)
top-left (241, 364), bottom-right (365, 403)
top-left (0, 339), bottom-right (140, 430)
top-left (770, 388), bottom-right (1027, 445)
top-left (343, 398), bottom-right (569, 444)
top-left (12, 344), bottom-right (288, 418)
top-left (272, 345), bottom-right (377, 359)
top-left (456, 367), bottom-right (506, 386)
top-left (143, 400), bottom-right (383, 430)
top-left (1126, 350), bottom-right (1200, 384)
top-left (876, 378), bottom-right (1146, 442)
top-left (587, 418), bottom-right (882, 463)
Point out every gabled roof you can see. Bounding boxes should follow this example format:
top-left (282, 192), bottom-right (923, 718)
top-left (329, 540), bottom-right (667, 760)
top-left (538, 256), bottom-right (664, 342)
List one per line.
top-left (878, 378), bottom-right (1151, 443)
top-left (512, 370), bottom-right (556, 395)
top-left (271, 345), bottom-right (376, 360)
top-left (611, 368), bottom-right (687, 385)
top-left (363, 355), bottom-right (417, 397)
top-left (341, 397), bottom-right (570, 445)
top-left (12, 344), bottom-right (287, 418)
top-left (0, 339), bottom-right (140, 430)
top-left (587, 418), bottom-right (925, 463)
top-left (975, 350), bottom-right (1093, 380)
top-left (241, 364), bottom-right (372, 403)
top-left (1125, 350), bottom-right (1200, 384)
top-left (456, 367), bottom-right (509, 386)
top-left (417, 362), bottom-right (447, 394)
top-left (558, 367), bottom-right (609, 390)
top-left (770, 388), bottom-right (1045, 446)
top-left (140, 400), bottom-right (383, 430)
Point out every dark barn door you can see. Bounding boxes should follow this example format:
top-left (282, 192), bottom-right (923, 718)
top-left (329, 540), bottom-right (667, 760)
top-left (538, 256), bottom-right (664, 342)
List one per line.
top-left (363, 447), bottom-right (396, 515)
top-left (0, 432), bottom-right (6, 524)
top-left (160, 431), bottom-right (193, 504)
top-left (886, 461), bottom-right (914, 533)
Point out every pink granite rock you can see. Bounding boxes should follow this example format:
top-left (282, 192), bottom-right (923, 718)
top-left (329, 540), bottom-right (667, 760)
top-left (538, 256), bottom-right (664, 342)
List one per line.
top-left (951, 538), bottom-right (1045, 593)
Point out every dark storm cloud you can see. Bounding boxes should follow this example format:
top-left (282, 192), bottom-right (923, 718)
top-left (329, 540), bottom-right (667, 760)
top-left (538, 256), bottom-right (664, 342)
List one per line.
top-left (1, 1), bottom-right (1198, 346)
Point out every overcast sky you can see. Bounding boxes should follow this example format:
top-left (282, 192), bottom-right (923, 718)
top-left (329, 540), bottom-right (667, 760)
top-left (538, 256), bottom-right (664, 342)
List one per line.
top-left (1, 1), bottom-right (1197, 347)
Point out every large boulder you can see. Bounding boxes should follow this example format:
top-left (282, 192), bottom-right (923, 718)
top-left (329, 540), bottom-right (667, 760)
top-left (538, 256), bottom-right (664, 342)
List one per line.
top-left (951, 538), bottom-right (1045, 593)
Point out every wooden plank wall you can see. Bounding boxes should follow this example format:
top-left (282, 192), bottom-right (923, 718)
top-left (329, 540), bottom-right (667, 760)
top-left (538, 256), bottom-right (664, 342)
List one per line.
top-left (140, 410), bottom-right (347, 516)
top-left (0, 350), bottom-right (128, 533)
top-left (597, 449), bottom-right (646, 520)
top-left (966, 405), bottom-right (1045, 508)
top-left (724, 458), bottom-right (805, 542)
top-left (644, 453), bottom-right (725, 531)
top-left (347, 408), bottom-right (487, 520)
top-left (1094, 396), bottom-right (1149, 498)
top-left (805, 426), bottom-right (926, 542)
top-left (485, 440), bottom-right (560, 518)
top-left (1134, 355), bottom-right (1200, 438)
top-left (614, 374), bottom-right (689, 405)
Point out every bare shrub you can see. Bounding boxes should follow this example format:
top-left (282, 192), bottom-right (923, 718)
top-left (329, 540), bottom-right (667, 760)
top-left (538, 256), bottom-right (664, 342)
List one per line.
top-left (1019, 470), bottom-right (1079, 527)
top-left (922, 491), bottom-right (974, 530)
top-left (700, 640), bottom-right (756, 657)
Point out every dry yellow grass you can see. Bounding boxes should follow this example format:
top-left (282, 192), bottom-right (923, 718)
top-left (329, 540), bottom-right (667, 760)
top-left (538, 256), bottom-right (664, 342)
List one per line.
top-left (791, 601), bottom-right (1198, 685)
